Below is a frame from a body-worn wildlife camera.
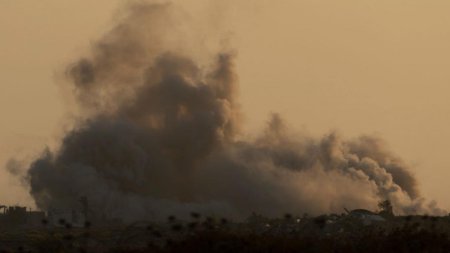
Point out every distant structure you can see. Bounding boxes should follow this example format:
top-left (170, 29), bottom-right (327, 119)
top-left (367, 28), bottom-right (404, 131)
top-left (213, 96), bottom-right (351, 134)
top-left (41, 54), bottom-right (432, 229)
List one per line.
top-left (47, 208), bottom-right (87, 227)
top-left (0, 197), bottom-right (90, 229)
top-left (0, 196), bottom-right (125, 229)
top-left (0, 205), bottom-right (45, 229)
top-left (46, 196), bottom-right (90, 227)
top-left (344, 208), bottom-right (386, 225)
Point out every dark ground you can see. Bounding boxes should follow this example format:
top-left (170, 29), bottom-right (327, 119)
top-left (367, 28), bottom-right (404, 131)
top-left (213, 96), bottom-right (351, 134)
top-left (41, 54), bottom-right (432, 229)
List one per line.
top-left (1, 214), bottom-right (450, 253)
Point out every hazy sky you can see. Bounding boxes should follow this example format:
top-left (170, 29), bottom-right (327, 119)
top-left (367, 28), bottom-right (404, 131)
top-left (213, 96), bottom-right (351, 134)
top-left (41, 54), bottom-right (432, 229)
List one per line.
top-left (1, 0), bottom-right (450, 210)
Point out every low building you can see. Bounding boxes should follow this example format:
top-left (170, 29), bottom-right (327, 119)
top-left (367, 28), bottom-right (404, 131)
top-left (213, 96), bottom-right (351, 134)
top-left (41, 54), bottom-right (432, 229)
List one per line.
top-left (0, 205), bottom-right (45, 229)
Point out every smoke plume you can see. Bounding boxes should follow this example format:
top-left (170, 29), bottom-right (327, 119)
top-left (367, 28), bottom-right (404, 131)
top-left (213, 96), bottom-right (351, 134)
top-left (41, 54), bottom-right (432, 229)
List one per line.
top-left (20, 2), bottom-right (445, 221)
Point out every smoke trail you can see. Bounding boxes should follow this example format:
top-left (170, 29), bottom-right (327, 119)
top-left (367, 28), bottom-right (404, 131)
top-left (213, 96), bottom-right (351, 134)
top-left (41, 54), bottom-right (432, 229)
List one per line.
top-left (18, 2), bottom-right (445, 221)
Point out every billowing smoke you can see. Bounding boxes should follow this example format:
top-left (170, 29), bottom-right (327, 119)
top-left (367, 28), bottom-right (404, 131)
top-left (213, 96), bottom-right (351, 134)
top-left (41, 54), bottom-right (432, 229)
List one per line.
top-left (19, 2), bottom-right (445, 221)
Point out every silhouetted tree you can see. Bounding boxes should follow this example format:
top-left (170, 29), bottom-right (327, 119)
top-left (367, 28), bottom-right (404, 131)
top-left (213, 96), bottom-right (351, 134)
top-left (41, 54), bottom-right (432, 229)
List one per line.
top-left (378, 200), bottom-right (394, 217)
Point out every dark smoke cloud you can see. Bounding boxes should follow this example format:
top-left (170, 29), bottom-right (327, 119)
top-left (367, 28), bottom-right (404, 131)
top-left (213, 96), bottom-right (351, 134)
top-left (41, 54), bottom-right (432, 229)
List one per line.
top-left (18, 2), bottom-right (445, 221)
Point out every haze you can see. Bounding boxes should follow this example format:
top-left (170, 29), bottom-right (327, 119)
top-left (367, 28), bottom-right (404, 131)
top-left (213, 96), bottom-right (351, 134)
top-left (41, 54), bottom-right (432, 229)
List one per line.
top-left (1, 0), bottom-right (450, 211)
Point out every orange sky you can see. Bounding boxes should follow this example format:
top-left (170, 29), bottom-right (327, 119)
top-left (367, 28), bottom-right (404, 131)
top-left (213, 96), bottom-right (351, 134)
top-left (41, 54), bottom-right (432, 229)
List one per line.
top-left (1, 0), bottom-right (450, 211)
